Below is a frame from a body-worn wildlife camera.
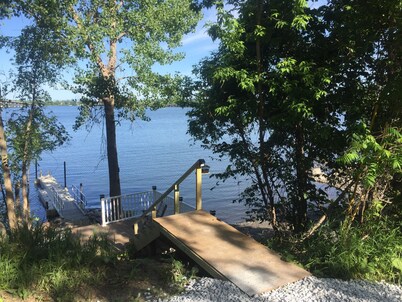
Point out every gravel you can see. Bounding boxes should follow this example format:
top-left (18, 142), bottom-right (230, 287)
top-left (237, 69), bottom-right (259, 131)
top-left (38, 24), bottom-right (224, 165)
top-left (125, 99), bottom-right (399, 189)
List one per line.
top-left (157, 276), bottom-right (402, 302)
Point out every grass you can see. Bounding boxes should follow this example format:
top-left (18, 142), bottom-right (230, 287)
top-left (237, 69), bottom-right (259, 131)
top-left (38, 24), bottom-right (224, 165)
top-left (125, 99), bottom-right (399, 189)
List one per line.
top-left (267, 215), bottom-right (402, 285)
top-left (0, 223), bottom-right (199, 301)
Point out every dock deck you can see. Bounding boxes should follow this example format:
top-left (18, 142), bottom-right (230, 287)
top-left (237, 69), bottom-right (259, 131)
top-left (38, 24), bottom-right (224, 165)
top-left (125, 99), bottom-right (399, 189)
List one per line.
top-left (154, 210), bottom-right (310, 296)
top-left (37, 174), bottom-right (90, 225)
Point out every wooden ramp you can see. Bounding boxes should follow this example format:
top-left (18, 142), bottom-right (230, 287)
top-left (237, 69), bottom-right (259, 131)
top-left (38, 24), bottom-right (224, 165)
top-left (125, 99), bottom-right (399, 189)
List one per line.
top-left (154, 210), bottom-right (310, 296)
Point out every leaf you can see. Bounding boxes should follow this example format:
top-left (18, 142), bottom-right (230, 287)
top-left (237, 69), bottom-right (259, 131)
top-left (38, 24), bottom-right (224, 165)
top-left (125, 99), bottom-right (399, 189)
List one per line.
top-left (391, 258), bottom-right (402, 272)
top-left (392, 160), bottom-right (401, 170)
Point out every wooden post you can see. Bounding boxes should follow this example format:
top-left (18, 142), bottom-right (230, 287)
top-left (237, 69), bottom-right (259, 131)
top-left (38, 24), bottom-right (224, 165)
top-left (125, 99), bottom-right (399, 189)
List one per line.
top-left (174, 184), bottom-right (180, 214)
top-left (133, 222), bottom-right (139, 235)
top-left (196, 166), bottom-right (202, 210)
top-left (152, 206), bottom-right (157, 219)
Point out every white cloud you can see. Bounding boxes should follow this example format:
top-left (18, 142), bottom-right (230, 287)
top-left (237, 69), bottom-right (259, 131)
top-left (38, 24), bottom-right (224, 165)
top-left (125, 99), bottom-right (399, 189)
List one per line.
top-left (182, 29), bottom-right (211, 45)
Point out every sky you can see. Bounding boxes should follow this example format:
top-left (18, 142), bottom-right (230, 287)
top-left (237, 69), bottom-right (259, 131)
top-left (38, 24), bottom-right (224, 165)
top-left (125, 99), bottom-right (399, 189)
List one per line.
top-left (0, 1), bottom-right (324, 101)
top-left (0, 7), bottom-right (219, 100)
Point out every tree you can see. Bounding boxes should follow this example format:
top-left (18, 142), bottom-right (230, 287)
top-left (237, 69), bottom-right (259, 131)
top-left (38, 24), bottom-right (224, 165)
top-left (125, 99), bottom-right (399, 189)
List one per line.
top-left (188, 0), bottom-right (331, 232)
top-left (0, 78), bottom-right (18, 230)
top-left (8, 25), bottom-right (70, 221)
top-left (188, 0), bottom-right (402, 233)
top-left (319, 0), bottom-right (402, 226)
top-left (18, 0), bottom-right (201, 200)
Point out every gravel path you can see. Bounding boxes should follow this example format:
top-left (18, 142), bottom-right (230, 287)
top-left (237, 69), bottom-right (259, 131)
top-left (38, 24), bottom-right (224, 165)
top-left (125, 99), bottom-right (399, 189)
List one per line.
top-left (159, 276), bottom-right (402, 302)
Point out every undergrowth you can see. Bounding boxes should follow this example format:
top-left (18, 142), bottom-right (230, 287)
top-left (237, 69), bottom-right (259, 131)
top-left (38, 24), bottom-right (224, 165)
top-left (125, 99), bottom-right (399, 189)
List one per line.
top-left (0, 223), bottom-right (117, 301)
top-left (0, 223), bottom-right (201, 301)
top-left (268, 211), bottom-right (402, 284)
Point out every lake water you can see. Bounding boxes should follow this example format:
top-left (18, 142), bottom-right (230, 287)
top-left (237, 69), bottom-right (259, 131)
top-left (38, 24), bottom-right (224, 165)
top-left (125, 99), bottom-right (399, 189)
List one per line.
top-left (29, 106), bottom-right (248, 223)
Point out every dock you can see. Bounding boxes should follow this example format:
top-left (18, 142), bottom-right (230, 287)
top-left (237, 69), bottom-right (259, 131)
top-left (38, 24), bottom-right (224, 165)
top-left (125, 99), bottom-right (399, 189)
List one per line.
top-left (37, 174), bottom-right (90, 225)
top-left (36, 161), bottom-right (310, 296)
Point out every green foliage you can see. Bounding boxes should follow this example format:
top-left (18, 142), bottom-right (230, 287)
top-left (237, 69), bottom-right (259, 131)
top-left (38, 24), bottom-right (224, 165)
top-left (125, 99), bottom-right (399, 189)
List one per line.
top-left (0, 223), bottom-right (115, 299)
top-left (188, 0), bottom-right (336, 231)
top-left (7, 107), bottom-right (70, 164)
top-left (336, 124), bottom-right (402, 225)
top-left (339, 125), bottom-right (402, 190)
top-left (269, 213), bottom-right (402, 284)
top-left (16, 0), bottom-right (202, 197)
top-left (188, 0), bottom-right (402, 234)
top-left (168, 258), bottom-right (199, 292)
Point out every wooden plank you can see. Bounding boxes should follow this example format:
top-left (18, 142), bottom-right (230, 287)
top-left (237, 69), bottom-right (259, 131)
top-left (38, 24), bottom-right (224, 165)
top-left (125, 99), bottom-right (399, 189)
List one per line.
top-left (154, 210), bottom-right (310, 296)
top-left (72, 218), bottom-right (139, 251)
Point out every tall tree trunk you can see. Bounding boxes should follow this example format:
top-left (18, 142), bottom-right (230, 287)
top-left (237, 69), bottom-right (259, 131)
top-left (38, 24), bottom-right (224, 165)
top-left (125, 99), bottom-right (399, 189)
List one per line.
top-left (103, 99), bottom-right (121, 197)
top-left (0, 110), bottom-right (17, 230)
top-left (21, 102), bottom-right (35, 222)
top-left (294, 123), bottom-right (307, 232)
top-left (103, 97), bottom-right (121, 219)
top-left (14, 182), bottom-right (20, 210)
top-left (255, 0), bottom-right (277, 227)
top-left (21, 162), bottom-right (30, 221)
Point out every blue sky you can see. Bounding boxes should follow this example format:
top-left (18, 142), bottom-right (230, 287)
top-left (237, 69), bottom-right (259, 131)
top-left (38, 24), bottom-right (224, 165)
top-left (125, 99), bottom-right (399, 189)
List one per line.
top-left (0, 1), bottom-right (324, 101)
top-left (0, 7), bottom-right (219, 100)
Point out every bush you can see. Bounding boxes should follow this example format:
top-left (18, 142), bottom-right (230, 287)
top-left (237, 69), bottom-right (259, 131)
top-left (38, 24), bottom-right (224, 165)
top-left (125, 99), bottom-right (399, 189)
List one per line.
top-left (0, 223), bottom-right (115, 300)
top-left (268, 214), bottom-right (402, 284)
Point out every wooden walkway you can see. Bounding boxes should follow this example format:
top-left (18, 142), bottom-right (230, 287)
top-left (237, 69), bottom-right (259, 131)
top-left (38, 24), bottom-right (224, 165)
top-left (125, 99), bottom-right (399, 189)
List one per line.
top-left (37, 174), bottom-right (90, 225)
top-left (72, 218), bottom-right (138, 250)
top-left (154, 210), bottom-right (310, 296)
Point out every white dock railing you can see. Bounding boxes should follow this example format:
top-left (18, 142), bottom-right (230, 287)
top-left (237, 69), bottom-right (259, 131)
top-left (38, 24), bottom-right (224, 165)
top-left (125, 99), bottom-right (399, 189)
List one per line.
top-left (71, 184), bottom-right (87, 214)
top-left (50, 187), bottom-right (64, 217)
top-left (101, 188), bottom-right (172, 226)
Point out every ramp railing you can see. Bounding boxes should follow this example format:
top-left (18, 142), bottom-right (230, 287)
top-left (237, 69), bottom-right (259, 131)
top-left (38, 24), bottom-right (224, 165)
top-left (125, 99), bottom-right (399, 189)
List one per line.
top-left (50, 187), bottom-right (64, 217)
top-left (133, 159), bottom-right (209, 234)
top-left (71, 184), bottom-right (87, 214)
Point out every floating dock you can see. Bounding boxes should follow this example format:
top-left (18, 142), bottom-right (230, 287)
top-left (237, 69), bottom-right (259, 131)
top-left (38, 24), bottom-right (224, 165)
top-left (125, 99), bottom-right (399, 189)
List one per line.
top-left (37, 174), bottom-right (90, 225)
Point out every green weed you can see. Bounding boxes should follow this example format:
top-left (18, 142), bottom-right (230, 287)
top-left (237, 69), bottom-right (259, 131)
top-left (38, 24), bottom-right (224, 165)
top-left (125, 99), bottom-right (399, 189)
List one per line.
top-left (168, 258), bottom-right (199, 292)
top-left (0, 223), bottom-right (115, 300)
top-left (268, 214), bottom-right (402, 284)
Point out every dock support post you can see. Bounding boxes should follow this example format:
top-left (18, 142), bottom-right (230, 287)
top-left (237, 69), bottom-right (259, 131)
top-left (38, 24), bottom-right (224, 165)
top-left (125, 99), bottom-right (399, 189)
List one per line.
top-left (152, 186), bottom-right (157, 206)
top-left (63, 161), bottom-right (67, 188)
top-left (174, 184), bottom-right (180, 214)
top-left (79, 183), bottom-right (83, 203)
top-left (35, 160), bottom-right (38, 180)
top-left (196, 166), bottom-right (202, 210)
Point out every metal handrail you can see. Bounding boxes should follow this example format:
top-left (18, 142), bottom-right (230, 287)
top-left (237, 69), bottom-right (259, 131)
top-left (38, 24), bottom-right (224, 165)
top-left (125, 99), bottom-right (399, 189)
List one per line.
top-left (50, 187), bottom-right (64, 217)
top-left (133, 158), bottom-right (207, 234)
top-left (71, 184), bottom-right (87, 214)
top-left (101, 190), bottom-right (157, 226)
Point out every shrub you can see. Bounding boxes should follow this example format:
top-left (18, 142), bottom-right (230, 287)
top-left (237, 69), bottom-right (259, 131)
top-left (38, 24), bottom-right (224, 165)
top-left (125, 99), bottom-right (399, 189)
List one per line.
top-left (268, 212), bottom-right (402, 284)
top-left (0, 223), bottom-right (115, 300)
